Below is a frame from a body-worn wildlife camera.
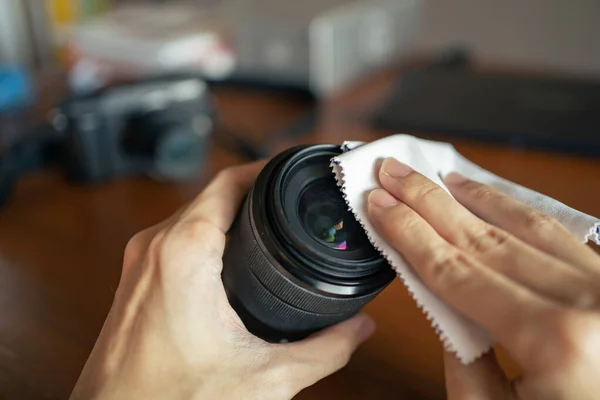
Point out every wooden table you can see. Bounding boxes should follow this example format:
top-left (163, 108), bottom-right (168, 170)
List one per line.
top-left (1, 67), bottom-right (599, 400)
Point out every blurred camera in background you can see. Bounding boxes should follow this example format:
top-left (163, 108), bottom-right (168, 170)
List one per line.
top-left (50, 75), bottom-right (213, 183)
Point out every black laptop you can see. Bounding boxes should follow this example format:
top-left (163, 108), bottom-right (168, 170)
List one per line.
top-left (371, 67), bottom-right (600, 156)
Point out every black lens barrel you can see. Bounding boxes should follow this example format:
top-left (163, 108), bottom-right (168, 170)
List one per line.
top-left (222, 145), bottom-right (395, 342)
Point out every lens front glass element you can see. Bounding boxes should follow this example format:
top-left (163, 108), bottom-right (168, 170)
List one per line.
top-left (276, 146), bottom-right (385, 278)
top-left (298, 178), bottom-right (367, 251)
top-left (155, 127), bottom-right (204, 180)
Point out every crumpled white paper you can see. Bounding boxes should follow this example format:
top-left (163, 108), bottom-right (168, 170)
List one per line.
top-left (331, 134), bottom-right (600, 364)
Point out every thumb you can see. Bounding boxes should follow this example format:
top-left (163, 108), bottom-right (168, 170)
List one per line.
top-left (281, 313), bottom-right (376, 388)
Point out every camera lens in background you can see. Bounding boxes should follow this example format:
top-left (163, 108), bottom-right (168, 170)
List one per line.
top-left (222, 144), bottom-right (395, 343)
top-left (122, 112), bottom-right (211, 181)
top-left (153, 123), bottom-right (206, 180)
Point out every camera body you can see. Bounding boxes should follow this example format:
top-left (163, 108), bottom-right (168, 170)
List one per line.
top-left (51, 76), bottom-right (214, 183)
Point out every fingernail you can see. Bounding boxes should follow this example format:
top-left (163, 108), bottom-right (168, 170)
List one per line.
top-left (444, 172), bottom-right (468, 185)
top-left (368, 189), bottom-right (398, 208)
top-left (382, 158), bottom-right (412, 178)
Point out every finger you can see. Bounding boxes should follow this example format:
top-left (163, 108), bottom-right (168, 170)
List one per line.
top-left (378, 158), bottom-right (497, 249)
top-left (178, 160), bottom-right (267, 233)
top-left (378, 157), bottom-right (509, 256)
top-left (444, 172), bottom-right (600, 275)
top-left (444, 350), bottom-right (512, 400)
top-left (367, 189), bottom-right (556, 368)
top-left (280, 313), bottom-right (375, 389)
top-left (378, 159), bottom-right (599, 309)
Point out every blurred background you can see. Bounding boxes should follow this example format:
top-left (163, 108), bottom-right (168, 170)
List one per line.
top-left (2, 0), bottom-right (599, 74)
top-left (1, 0), bottom-right (599, 178)
top-left (1, 0), bottom-right (599, 189)
top-left (0, 1), bottom-right (599, 399)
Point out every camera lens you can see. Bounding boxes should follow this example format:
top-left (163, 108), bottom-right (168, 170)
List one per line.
top-left (298, 178), bottom-right (369, 252)
top-left (222, 145), bottom-right (395, 342)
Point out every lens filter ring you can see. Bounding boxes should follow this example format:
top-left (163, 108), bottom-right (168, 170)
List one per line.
top-left (250, 144), bottom-right (395, 295)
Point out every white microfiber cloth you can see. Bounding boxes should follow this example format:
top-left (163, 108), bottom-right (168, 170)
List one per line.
top-left (331, 134), bottom-right (600, 364)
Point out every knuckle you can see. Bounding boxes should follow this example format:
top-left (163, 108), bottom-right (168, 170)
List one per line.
top-left (414, 182), bottom-right (445, 203)
top-left (377, 202), bottom-right (419, 236)
top-left (393, 206), bottom-right (421, 231)
top-left (336, 350), bottom-right (353, 369)
top-left (167, 219), bottom-right (223, 257)
top-left (128, 228), bottom-right (169, 272)
top-left (466, 182), bottom-right (503, 204)
top-left (172, 219), bottom-right (212, 240)
top-left (523, 209), bottom-right (560, 234)
top-left (423, 249), bottom-right (472, 291)
top-left (214, 166), bottom-right (239, 185)
top-left (124, 230), bottom-right (146, 259)
top-left (330, 341), bottom-right (353, 369)
top-left (464, 223), bottom-right (510, 254)
top-left (147, 228), bottom-right (168, 257)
